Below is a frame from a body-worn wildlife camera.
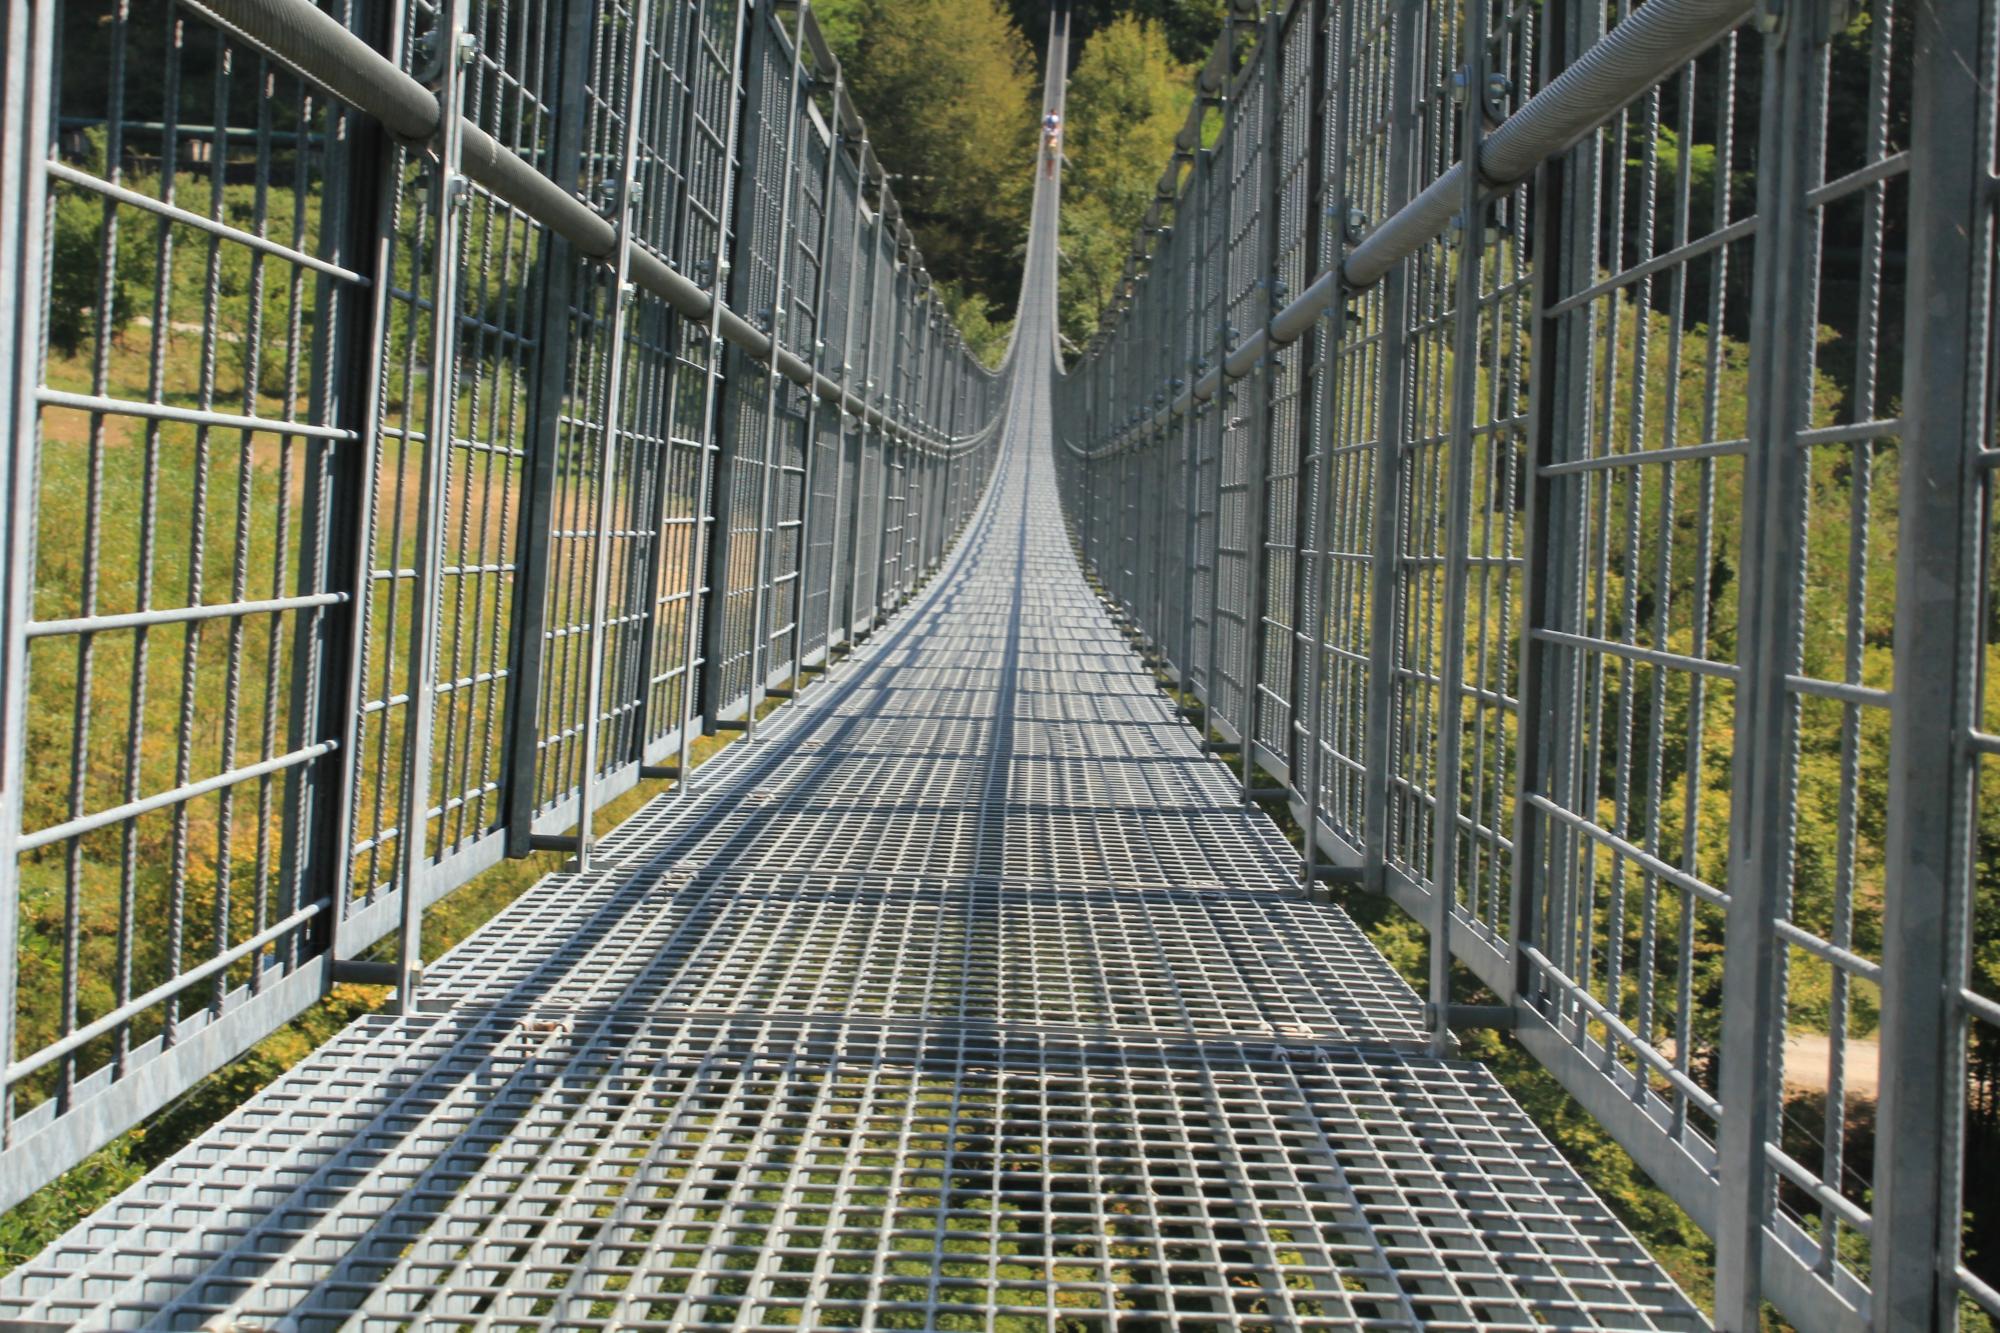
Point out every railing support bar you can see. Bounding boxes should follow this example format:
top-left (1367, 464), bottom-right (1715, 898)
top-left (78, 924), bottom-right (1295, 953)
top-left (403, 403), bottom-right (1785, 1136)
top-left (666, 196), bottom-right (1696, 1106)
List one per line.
top-left (1871, 0), bottom-right (1991, 1322)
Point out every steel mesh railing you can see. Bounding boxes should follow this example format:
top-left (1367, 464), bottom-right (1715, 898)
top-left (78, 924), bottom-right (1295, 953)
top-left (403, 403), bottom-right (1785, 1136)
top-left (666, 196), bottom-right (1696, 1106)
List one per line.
top-left (0, 0), bottom-right (1001, 1215)
top-left (1054, 0), bottom-right (1999, 1327)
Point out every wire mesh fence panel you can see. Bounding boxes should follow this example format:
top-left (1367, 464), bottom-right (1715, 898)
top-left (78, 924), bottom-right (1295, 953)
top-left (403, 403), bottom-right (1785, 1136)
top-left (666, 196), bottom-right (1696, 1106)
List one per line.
top-left (798, 144), bottom-right (856, 667)
top-left (1410, 0), bottom-right (1533, 982)
top-left (1053, 0), bottom-right (1997, 1324)
top-left (1507, 0), bottom-right (1756, 1287)
top-left (635, 0), bottom-right (737, 778)
top-left (779, 111), bottom-right (831, 672)
top-left (1253, 3), bottom-right (1316, 772)
top-left (0, 0), bottom-right (997, 1215)
top-left (1185, 149), bottom-right (1222, 709)
top-left (881, 439), bottom-right (907, 607)
top-left (1304, 0), bottom-right (1395, 858)
top-left (1212, 43), bottom-right (1265, 748)
top-left (516, 0), bottom-right (632, 832)
top-left (701, 15), bottom-right (783, 726)
top-left (1381, 0), bottom-right (1465, 906)
top-left (0, 0), bottom-right (366, 1193)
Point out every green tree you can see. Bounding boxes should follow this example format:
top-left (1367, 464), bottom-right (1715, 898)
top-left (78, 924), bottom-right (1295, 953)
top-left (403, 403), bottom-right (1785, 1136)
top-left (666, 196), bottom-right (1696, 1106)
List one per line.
top-left (1056, 15), bottom-right (1194, 352)
top-left (940, 282), bottom-right (1013, 368)
top-left (1007, 0), bottom-right (1228, 64)
top-left (812, 0), bottom-right (1036, 318)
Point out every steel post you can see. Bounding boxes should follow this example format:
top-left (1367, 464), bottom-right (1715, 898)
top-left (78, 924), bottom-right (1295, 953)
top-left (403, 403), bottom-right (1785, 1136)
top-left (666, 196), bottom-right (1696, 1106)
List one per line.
top-left (1295, 0), bottom-right (1347, 889)
top-left (742, 0), bottom-right (806, 736)
top-left (1360, 0), bottom-right (1421, 885)
top-left (1424, 0), bottom-right (1491, 1051)
top-left (1236, 2), bottom-right (1281, 805)
top-left (500, 0), bottom-right (593, 850)
top-left (1870, 0), bottom-right (1991, 1322)
top-left (786, 52), bottom-right (842, 704)
top-left (1714, 12), bottom-right (1818, 1322)
top-left (388, 0), bottom-right (474, 1004)
top-left (675, 0), bottom-right (752, 790)
top-left (0, 0), bottom-right (58, 1144)
top-left (823, 136), bottom-right (868, 663)
top-left (624, 0), bottom-right (707, 767)
top-left (571, 0), bottom-right (654, 868)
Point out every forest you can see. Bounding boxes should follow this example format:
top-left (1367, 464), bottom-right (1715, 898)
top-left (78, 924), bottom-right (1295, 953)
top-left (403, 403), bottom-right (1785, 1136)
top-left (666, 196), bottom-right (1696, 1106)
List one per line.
top-left (810, 0), bottom-right (1228, 362)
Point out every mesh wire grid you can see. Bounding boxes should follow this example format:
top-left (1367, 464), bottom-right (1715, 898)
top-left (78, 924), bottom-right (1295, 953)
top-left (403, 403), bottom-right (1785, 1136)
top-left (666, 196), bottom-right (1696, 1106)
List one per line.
top-left (0, 1013), bottom-right (1699, 1332)
top-left (1051, 0), bottom-right (2000, 1320)
top-left (1, 0), bottom-right (1000, 1235)
top-left (41, 0), bottom-right (1989, 1319)
top-left (0, 229), bottom-right (1695, 1328)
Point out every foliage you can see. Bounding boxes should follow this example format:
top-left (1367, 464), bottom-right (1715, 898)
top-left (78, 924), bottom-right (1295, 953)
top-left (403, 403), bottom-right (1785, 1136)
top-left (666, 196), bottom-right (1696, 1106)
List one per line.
top-left (48, 132), bottom-right (155, 356)
top-left (46, 157), bottom-right (321, 393)
top-left (1007, 0), bottom-right (1228, 64)
top-left (1055, 16), bottom-right (1196, 354)
top-left (812, 0), bottom-right (1037, 316)
top-left (816, 1), bottom-right (1219, 338)
top-left (940, 282), bottom-right (1014, 369)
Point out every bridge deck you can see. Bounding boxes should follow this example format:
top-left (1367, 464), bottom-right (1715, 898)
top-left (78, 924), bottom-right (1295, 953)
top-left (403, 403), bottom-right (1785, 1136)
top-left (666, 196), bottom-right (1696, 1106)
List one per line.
top-left (0, 366), bottom-right (1702, 1329)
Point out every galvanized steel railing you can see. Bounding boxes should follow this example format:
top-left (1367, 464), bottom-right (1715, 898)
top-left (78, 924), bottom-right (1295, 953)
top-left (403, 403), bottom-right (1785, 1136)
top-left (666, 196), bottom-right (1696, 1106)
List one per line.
top-left (0, 0), bottom-right (1003, 1212)
top-left (1054, 0), bottom-right (1997, 1328)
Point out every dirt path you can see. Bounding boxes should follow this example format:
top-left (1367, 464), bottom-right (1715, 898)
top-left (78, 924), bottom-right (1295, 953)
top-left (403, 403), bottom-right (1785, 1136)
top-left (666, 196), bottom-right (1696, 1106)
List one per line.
top-left (1785, 1032), bottom-right (1880, 1100)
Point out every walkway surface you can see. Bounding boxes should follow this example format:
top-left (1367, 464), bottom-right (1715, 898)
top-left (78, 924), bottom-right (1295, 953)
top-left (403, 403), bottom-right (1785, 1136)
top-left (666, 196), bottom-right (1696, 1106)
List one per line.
top-left (0, 28), bottom-right (1704, 1329)
top-left (0, 343), bottom-right (1704, 1333)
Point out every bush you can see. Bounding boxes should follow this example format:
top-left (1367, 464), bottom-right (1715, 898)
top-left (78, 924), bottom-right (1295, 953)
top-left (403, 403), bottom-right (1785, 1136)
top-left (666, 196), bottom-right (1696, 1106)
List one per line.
top-left (46, 131), bottom-right (155, 356)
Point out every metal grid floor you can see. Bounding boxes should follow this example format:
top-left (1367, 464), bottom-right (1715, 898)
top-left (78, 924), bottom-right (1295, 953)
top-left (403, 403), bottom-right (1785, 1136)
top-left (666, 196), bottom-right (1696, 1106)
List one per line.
top-left (0, 354), bottom-right (1703, 1328)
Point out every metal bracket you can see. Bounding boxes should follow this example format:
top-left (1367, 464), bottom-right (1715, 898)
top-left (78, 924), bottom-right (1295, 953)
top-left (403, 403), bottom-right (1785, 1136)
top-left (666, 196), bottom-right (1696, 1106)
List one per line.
top-left (331, 959), bottom-right (422, 988)
top-left (1434, 1002), bottom-right (1518, 1031)
top-left (413, 24), bottom-right (478, 87)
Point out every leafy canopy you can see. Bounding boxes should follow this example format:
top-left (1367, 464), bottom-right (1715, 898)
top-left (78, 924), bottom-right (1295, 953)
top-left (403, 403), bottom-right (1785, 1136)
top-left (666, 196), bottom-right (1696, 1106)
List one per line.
top-left (1056, 15), bottom-right (1195, 352)
top-left (812, 0), bottom-right (1036, 325)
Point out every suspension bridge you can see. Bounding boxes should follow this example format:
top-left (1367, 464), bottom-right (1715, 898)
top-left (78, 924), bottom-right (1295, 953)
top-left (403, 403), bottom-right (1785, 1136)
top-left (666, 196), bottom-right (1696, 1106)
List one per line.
top-left (0, 0), bottom-right (1991, 1326)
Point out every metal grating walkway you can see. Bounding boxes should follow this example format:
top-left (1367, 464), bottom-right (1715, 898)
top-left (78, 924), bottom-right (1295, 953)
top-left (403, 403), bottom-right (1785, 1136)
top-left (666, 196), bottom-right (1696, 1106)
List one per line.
top-left (0, 51), bottom-right (1702, 1327)
top-left (0, 365), bottom-right (1701, 1330)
